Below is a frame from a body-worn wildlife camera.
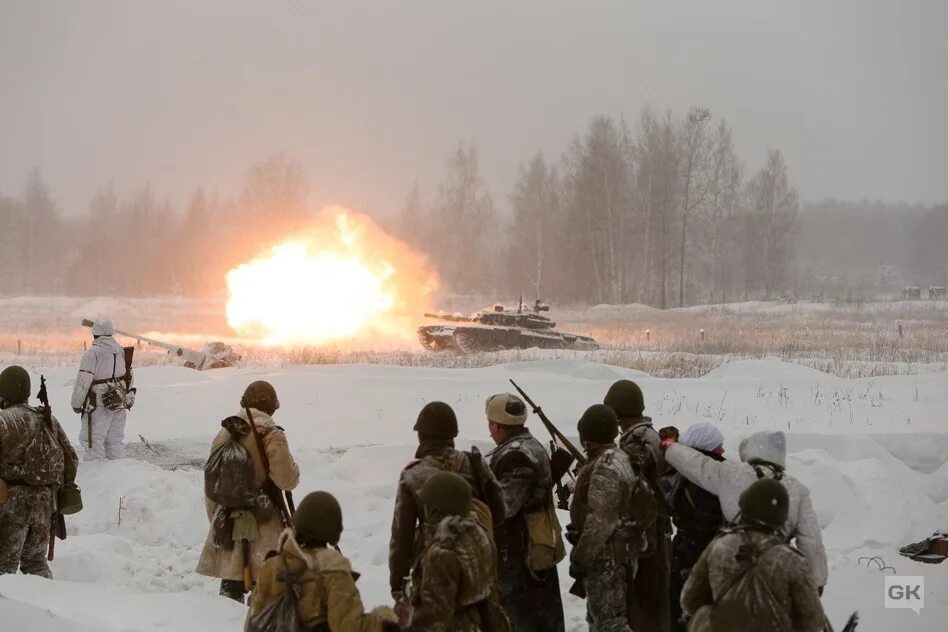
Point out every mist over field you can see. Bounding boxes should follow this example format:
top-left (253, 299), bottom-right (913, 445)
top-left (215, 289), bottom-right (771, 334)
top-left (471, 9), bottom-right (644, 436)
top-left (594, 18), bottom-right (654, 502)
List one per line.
top-left (1, 3), bottom-right (947, 632)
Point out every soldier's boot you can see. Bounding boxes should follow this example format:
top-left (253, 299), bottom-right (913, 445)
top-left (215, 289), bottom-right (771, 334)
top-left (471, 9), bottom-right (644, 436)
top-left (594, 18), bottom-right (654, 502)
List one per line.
top-left (220, 579), bottom-right (247, 603)
top-left (18, 521), bottom-right (52, 578)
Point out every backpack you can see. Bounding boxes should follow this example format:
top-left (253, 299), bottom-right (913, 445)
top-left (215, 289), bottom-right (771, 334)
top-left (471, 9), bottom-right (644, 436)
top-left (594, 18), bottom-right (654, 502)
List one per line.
top-left (624, 472), bottom-right (660, 557)
top-left (20, 407), bottom-right (65, 487)
top-left (205, 417), bottom-right (258, 509)
top-left (244, 569), bottom-right (309, 632)
top-left (707, 532), bottom-right (792, 632)
top-left (428, 449), bottom-right (494, 539)
top-left (621, 423), bottom-right (669, 555)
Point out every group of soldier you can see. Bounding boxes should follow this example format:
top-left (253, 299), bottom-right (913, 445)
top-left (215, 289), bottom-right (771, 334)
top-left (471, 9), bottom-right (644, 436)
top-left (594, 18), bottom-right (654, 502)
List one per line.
top-left (193, 377), bottom-right (830, 631)
top-left (0, 320), bottom-right (833, 631)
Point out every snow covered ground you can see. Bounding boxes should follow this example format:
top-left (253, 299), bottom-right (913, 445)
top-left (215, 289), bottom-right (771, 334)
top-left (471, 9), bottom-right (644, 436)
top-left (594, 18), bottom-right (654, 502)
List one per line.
top-left (1, 358), bottom-right (947, 630)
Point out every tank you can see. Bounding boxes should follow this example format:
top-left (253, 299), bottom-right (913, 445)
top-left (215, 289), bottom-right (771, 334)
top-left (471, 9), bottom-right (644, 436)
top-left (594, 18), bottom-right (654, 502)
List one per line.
top-left (418, 299), bottom-right (599, 352)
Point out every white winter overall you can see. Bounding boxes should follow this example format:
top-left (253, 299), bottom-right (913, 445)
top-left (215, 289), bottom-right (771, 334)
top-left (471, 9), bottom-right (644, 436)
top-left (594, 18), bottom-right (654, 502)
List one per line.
top-left (71, 336), bottom-right (129, 460)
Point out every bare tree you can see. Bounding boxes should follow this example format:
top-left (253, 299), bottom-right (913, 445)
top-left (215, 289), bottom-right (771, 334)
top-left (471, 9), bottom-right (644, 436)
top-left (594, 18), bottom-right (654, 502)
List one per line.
top-left (676, 107), bottom-right (713, 307)
top-left (747, 148), bottom-right (798, 298)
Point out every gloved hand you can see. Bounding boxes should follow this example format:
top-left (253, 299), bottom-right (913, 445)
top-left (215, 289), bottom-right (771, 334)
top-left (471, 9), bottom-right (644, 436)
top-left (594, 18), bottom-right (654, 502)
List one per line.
top-left (817, 585), bottom-right (824, 597)
top-left (72, 407), bottom-right (83, 415)
top-left (568, 560), bottom-right (587, 581)
top-left (564, 523), bottom-right (580, 546)
top-left (393, 599), bottom-right (412, 630)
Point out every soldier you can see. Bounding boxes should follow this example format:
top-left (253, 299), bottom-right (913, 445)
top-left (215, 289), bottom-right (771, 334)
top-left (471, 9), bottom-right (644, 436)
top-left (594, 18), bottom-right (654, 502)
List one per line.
top-left (568, 404), bottom-right (638, 632)
top-left (389, 402), bottom-right (505, 615)
top-left (681, 479), bottom-right (827, 632)
top-left (665, 422), bottom-right (726, 632)
top-left (196, 380), bottom-right (300, 603)
top-left (408, 471), bottom-right (509, 631)
top-left (247, 491), bottom-right (399, 631)
top-left (603, 379), bottom-right (672, 632)
top-left (70, 319), bottom-right (135, 460)
top-left (663, 430), bottom-right (828, 592)
top-left (485, 392), bottom-right (565, 632)
top-left (0, 366), bottom-right (79, 578)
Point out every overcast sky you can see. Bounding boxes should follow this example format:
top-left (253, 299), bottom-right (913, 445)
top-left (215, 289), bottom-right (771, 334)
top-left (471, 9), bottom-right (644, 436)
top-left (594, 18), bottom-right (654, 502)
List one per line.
top-left (2, 0), bottom-right (946, 216)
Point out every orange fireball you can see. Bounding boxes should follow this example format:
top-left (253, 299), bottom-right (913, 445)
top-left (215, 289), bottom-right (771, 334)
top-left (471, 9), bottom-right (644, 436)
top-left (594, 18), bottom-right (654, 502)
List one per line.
top-left (226, 206), bottom-right (438, 346)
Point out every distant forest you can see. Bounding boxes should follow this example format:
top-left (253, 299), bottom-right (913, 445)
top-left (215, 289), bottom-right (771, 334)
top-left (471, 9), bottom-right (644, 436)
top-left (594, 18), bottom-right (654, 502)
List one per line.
top-left (1, 107), bottom-right (945, 305)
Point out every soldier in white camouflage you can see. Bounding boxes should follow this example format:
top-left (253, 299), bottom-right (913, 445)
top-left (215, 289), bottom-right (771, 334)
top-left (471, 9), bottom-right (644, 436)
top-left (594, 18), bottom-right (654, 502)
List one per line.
top-left (681, 478), bottom-right (827, 632)
top-left (485, 393), bottom-right (565, 632)
top-left (389, 402), bottom-right (506, 616)
top-left (568, 404), bottom-right (639, 632)
top-left (0, 366), bottom-right (79, 578)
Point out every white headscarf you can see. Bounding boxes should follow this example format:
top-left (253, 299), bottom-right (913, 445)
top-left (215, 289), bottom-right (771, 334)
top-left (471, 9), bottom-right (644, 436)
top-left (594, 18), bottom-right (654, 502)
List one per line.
top-left (680, 422), bottom-right (725, 452)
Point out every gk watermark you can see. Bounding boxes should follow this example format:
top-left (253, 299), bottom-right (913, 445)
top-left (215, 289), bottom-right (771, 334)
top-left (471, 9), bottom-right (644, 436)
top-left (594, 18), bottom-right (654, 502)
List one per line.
top-left (884, 576), bottom-right (925, 614)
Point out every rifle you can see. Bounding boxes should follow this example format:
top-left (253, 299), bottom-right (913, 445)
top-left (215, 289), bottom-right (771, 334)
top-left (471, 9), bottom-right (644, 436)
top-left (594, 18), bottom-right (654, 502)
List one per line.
top-left (244, 406), bottom-right (293, 529)
top-left (38, 376), bottom-right (67, 561)
top-left (509, 379), bottom-right (586, 477)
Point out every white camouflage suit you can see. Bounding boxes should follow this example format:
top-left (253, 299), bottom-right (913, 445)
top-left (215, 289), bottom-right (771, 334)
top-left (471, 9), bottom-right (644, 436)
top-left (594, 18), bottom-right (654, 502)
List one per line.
top-left (664, 431), bottom-right (828, 588)
top-left (70, 320), bottom-right (133, 460)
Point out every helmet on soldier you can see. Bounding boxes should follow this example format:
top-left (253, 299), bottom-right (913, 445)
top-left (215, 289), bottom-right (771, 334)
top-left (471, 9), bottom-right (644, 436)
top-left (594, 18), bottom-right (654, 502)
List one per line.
top-left (413, 401), bottom-right (458, 439)
top-left (240, 380), bottom-right (280, 415)
top-left (739, 478), bottom-right (789, 529)
top-left (577, 404), bottom-right (619, 445)
top-left (294, 491), bottom-right (343, 545)
top-left (0, 365), bottom-right (31, 405)
top-left (603, 379), bottom-right (645, 419)
top-left (419, 471), bottom-right (472, 518)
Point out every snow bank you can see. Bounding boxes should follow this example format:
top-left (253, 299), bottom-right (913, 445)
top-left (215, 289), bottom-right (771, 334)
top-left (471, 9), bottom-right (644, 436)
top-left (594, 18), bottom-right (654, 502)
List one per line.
top-left (1, 358), bottom-right (946, 630)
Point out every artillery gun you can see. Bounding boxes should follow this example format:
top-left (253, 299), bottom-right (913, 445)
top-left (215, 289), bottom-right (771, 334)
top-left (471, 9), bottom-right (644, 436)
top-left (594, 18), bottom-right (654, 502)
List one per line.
top-left (418, 298), bottom-right (599, 352)
top-left (81, 319), bottom-right (240, 370)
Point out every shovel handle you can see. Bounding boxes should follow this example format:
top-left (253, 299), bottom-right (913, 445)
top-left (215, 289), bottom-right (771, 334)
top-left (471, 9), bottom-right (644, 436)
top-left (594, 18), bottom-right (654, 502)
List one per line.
top-left (242, 539), bottom-right (252, 592)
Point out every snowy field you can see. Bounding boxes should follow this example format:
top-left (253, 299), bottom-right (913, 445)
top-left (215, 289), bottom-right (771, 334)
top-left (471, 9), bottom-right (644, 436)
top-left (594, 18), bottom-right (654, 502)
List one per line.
top-left (1, 357), bottom-right (947, 631)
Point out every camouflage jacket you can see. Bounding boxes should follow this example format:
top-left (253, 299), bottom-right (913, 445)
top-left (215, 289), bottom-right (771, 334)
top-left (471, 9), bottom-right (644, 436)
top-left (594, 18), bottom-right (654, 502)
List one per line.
top-left (681, 527), bottom-right (826, 632)
top-left (0, 404), bottom-right (78, 489)
top-left (569, 442), bottom-right (637, 567)
top-left (409, 515), bottom-right (502, 632)
top-left (389, 442), bottom-right (505, 597)
top-left (487, 429), bottom-right (552, 550)
top-left (619, 416), bottom-right (665, 476)
top-left (249, 529), bottom-right (397, 632)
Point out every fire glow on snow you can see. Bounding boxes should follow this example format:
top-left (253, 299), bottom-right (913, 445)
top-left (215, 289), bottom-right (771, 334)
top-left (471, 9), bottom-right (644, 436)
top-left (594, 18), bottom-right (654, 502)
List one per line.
top-left (225, 206), bottom-right (438, 345)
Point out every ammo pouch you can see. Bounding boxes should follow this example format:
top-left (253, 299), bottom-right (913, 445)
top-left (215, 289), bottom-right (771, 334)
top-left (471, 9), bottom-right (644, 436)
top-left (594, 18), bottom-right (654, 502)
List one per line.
top-left (212, 508), bottom-right (235, 550)
top-left (57, 483), bottom-right (83, 515)
top-left (101, 381), bottom-right (129, 411)
top-left (524, 500), bottom-right (565, 573)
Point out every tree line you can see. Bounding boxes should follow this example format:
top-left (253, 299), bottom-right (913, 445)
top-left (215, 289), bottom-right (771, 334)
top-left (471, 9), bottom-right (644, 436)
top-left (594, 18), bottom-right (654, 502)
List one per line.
top-left (392, 107), bottom-right (799, 307)
top-left (1, 107), bottom-right (945, 304)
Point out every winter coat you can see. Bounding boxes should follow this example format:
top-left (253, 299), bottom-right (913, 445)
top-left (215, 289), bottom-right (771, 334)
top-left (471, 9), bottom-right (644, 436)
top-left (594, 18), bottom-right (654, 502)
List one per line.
top-left (409, 514), bottom-right (505, 632)
top-left (487, 428), bottom-right (565, 632)
top-left (196, 408), bottom-right (299, 582)
top-left (569, 442), bottom-right (638, 568)
top-left (681, 527), bottom-right (826, 632)
top-left (0, 404), bottom-right (78, 489)
top-left (389, 441), bottom-right (506, 597)
top-left (248, 529), bottom-right (397, 631)
top-left (667, 451), bottom-right (725, 632)
top-left (70, 336), bottom-right (131, 410)
top-left (664, 434), bottom-right (828, 587)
